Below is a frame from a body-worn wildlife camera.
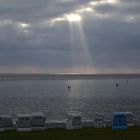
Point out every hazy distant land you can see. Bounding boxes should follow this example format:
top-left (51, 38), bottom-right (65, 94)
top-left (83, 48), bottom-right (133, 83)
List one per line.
top-left (0, 73), bottom-right (140, 80)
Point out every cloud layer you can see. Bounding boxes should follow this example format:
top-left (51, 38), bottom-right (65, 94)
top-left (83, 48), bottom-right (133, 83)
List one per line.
top-left (0, 0), bottom-right (140, 73)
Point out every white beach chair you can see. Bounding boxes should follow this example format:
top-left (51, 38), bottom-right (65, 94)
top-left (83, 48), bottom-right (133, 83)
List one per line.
top-left (0, 115), bottom-right (14, 131)
top-left (66, 112), bottom-right (82, 130)
top-left (16, 114), bottom-right (31, 131)
top-left (94, 113), bottom-right (104, 128)
top-left (103, 119), bottom-right (112, 127)
top-left (126, 112), bottom-right (134, 127)
top-left (31, 112), bottom-right (46, 131)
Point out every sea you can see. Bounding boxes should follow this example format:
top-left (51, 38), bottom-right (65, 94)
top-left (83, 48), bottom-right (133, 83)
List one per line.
top-left (0, 76), bottom-right (140, 121)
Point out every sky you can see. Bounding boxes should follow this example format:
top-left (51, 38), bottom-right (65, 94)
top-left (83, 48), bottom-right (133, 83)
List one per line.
top-left (0, 0), bottom-right (140, 74)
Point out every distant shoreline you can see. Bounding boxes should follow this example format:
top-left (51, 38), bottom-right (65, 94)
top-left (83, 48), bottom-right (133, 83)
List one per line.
top-left (0, 73), bottom-right (140, 80)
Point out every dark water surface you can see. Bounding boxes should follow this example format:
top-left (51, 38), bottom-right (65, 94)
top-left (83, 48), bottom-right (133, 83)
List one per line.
top-left (0, 78), bottom-right (140, 120)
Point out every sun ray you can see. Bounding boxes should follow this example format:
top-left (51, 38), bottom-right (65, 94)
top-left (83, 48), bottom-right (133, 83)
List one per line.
top-left (68, 19), bottom-right (93, 73)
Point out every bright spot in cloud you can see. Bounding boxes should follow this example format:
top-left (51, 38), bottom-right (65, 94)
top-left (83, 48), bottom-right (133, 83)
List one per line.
top-left (66, 14), bottom-right (82, 22)
top-left (17, 22), bottom-right (30, 33)
top-left (51, 17), bottom-right (65, 23)
top-left (90, 0), bottom-right (118, 5)
top-left (75, 7), bottom-right (93, 13)
top-left (84, 7), bottom-right (93, 12)
top-left (107, 0), bottom-right (118, 3)
top-left (20, 23), bottom-right (29, 28)
top-left (90, 1), bottom-right (98, 5)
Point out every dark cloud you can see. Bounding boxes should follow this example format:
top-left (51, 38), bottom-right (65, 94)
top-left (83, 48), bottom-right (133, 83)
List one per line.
top-left (0, 0), bottom-right (140, 73)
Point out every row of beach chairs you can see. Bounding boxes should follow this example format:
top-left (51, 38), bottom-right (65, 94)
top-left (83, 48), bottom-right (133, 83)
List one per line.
top-left (0, 111), bottom-right (137, 132)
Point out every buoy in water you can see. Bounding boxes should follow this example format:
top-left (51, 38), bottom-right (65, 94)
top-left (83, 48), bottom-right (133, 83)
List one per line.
top-left (116, 83), bottom-right (119, 87)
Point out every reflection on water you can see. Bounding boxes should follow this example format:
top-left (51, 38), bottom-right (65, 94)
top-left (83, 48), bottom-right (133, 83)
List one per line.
top-left (0, 79), bottom-right (140, 120)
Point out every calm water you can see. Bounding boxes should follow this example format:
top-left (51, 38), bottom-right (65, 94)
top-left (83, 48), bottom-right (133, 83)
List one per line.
top-left (0, 78), bottom-right (140, 120)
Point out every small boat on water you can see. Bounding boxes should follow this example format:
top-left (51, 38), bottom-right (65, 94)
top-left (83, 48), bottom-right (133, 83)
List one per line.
top-left (68, 86), bottom-right (71, 89)
top-left (116, 83), bottom-right (119, 87)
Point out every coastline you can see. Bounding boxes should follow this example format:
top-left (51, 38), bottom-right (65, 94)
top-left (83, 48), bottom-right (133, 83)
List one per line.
top-left (0, 73), bottom-right (140, 80)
